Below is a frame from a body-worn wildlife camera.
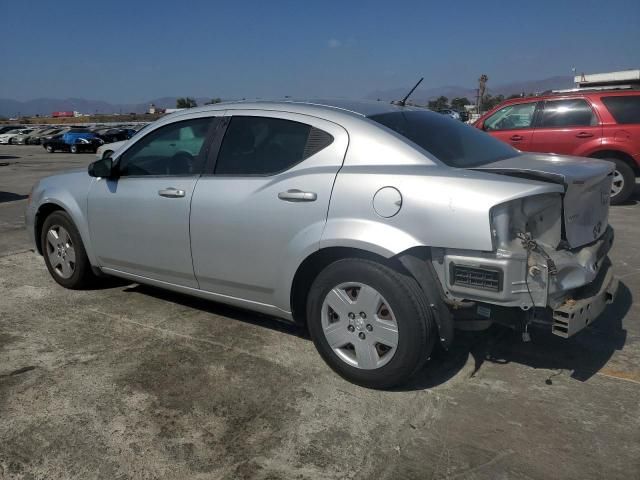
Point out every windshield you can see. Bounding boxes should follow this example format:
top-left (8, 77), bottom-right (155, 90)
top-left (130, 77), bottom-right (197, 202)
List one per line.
top-left (369, 110), bottom-right (518, 168)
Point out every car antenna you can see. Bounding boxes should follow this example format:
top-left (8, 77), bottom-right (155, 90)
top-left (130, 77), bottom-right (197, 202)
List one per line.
top-left (392, 77), bottom-right (424, 107)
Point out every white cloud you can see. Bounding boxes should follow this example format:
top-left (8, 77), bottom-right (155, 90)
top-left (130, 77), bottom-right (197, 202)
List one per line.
top-left (327, 39), bottom-right (341, 48)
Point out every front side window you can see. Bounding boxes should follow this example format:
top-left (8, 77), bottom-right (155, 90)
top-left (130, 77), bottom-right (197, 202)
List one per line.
top-left (214, 116), bottom-right (333, 175)
top-left (370, 110), bottom-right (518, 168)
top-left (483, 102), bottom-right (537, 131)
top-left (118, 117), bottom-right (216, 177)
top-left (539, 99), bottom-right (597, 128)
top-left (602, 95), bottom-right (640, 124)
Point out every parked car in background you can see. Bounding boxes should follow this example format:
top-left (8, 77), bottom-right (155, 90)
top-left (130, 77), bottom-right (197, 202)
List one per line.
top-left (12, 128), bottom-right (39, 144)
top-left (0, 128), bottom-right (33, 144)
top-left (96, 124), bottom-right (151, 159)
top-left (438, 108), bottom-right (460, 121)
top-left (0, 125), bottom-right (23, 135)
top-left (26, 127), bottom-right (64, 145)
top-left (475, 90), bottom-right (640, 204)
top-left (96, 140), bottom-right (127, 159)
top-left (43, 131), bottom-right (103, 153)
top-left (27, 100), bottom-right (617, 388)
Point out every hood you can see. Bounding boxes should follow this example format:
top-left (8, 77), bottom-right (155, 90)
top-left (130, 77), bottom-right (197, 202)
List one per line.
top-left (472, 153), bottom-right (614, 248)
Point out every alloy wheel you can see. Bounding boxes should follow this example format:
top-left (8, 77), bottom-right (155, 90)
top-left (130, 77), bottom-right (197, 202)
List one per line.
top-left (610, 169), bottom-right (624, 198)
top-left (321, 282), bottom-right (399, 370)
top-left (45, 225), bottom-right (76, 279)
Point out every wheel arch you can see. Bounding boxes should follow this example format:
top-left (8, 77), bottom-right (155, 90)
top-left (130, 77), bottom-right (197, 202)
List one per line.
top-left (34, 202), bottom-right (66, 255)
top-left (289, 245), bottom-right (454, 348)
top-left (590, 150), bottom-right (639, 175)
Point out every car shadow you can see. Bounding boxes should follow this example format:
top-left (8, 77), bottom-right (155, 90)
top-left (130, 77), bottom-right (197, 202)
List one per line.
top-left (0, 155), bottom-right (19, 161)
top-left (400, 281), bottom-right (632, 391)
top-left (0, 192), bottom-right (28, 203)
top-left (120, 280), bottom-right (632, 389)
top-left (616, 183), bottom-right (640, 206)
top-left (121, 283), bottom-right (310, 340)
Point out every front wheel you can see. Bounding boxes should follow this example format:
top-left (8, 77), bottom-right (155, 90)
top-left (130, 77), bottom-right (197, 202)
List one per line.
top-left (307, 258), bottom-right (435, 389)
top-left (70, 144), bottom-right (78, 154)
top-left (41, 211), bottom-right (96, 289)
top-left (608, 159), bottom-right (635, 205)
top-left (45, 145), bottom-right (54, 153)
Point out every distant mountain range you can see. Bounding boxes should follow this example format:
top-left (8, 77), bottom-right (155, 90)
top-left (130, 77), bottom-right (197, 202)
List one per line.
top-left (0, 97), bottom-right (213, 118)
top-left (0, 76), bottom-right (574, 117)
top-left (365, 75), bottom-right (574, 104)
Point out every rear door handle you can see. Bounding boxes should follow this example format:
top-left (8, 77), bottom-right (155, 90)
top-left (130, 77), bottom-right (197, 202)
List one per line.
top-left (158, 187), bottom-right (185, 198)
top-left (278, 189), bottom-right (317, 202)
top-left (575, 132), bottom-right (594, 138)
top-left (510, 135), bottom-right (524, 141)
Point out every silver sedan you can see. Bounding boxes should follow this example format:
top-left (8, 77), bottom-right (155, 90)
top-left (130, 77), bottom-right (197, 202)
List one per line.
top-left (25, 100), bottom-right (617, 388)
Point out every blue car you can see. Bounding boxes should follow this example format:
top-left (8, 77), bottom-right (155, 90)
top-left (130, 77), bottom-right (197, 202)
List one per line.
top-left (43, 130), bottom-right (104, 154)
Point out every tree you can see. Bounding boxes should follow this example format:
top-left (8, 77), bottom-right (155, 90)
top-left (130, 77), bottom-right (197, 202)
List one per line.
top-left (480, 94), bottom-right (505, 112)
top-left (204, 98), bottom-right (222, 105)
top-left (176, 97), bottom-right (197, 108)
top-left (427, 95), bottom-right (449, 111)
top-left (450, 97), bottom-right (471, 110)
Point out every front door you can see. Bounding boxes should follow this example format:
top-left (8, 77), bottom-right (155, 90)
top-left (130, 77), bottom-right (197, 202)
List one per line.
top-left (482, 101), bottom-right (538, 151)
top-left (87, 116), bottom-right (219, 287)
top-left (190, 112), bottom-right (348, 311)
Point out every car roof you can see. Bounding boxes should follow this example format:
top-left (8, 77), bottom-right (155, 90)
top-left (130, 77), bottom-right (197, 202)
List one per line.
top-left (164, 99), bottom-right (424, 121)
top-left (495, 88), bottom-right (640, 107)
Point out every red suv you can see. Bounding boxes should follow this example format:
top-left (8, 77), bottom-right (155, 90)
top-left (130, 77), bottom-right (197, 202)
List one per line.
top-left (474, 90), bottom-right (640, 204)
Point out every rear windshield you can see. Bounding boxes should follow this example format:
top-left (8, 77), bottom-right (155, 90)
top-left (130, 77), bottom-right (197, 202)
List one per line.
top-left (369, 111), bottom-right (518, 168)
top-left (602, 95), bottom-right (640, 124)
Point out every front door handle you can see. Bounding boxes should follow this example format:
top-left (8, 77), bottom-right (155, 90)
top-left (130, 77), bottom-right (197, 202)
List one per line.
top-left (575, 132), bottom-right (594, 138)
top-left (510, 134), bottom-right (524, 141)
top-left (158, 187), bottom-right (186, 198)
top-left (278, 189), bottom-right (317, 202)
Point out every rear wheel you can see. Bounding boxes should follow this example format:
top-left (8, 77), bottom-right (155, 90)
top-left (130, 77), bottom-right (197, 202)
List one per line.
top-left (70, 144), bottom-right (78, 154)
top-left (307, 258), bottom-right (435, 389)
top-left (41, 211), bottom-right (96, 289)
top-left (608, 158), bottom-right (635, 205)
top-left (45, 145), bottom-right (54, 153)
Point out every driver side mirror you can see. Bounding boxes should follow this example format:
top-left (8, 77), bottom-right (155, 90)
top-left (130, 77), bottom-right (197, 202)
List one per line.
top-left (88, 157), bottom-right (117, 178)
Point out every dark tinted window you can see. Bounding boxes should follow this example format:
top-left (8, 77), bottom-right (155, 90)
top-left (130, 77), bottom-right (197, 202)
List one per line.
top-left (370, 111), bottom-right (518, 168)
top-left (215, 116), bottom-right (333, 175)
top-left (539, 99), bottom-right (597, 127)
top-left (119, 117), bottom-right (215, 177)
top-left (602, 95), bottom-right (640, 124)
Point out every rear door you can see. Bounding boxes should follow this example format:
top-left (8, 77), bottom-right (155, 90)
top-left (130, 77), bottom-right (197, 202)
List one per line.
top-left (482, 101), bottom-right (538, 151)
top-left (189, 111), bottom-right (348, 310)
top-left (529, 98), bottom-right (602, 155)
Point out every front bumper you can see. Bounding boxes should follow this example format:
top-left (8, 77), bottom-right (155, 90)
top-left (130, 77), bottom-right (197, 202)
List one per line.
top-left (550, 258), bottom-right (618, 338)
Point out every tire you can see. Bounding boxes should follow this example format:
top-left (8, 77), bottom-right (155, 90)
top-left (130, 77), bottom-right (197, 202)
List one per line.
top-left (45, 145), bottom-right (54, 153)
top-left (8, 138), bottom-right (14, 145)
top-left (41, 211), bottom-right (96, 289)
top-left (70, 144), bottom-right (78, 154)
top-left (307, 258), bottom-right (435, 389)
top-left (608, 158), bottom-right (635, 205)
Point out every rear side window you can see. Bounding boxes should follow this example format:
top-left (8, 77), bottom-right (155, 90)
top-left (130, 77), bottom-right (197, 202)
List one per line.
top-left (539, 99), bottom-right (597, 127)
top-left (214, 116), bottom-right (333, 175)
top-left (602, 95), bottom-right (640, 124)
top-left (370, 110), bottom-right (518, 168)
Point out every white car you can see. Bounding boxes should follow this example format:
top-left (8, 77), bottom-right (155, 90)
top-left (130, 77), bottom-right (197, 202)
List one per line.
top-left (95, 140), bottom-right (127, 159)
top-left (0, 128), bottom-right (33, 144)
top-left (95, 124), bottom-right (151, 159)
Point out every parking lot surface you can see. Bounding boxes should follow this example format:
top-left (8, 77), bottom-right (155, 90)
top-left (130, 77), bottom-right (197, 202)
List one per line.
top-left (1, 145), bottom-right (639, 479)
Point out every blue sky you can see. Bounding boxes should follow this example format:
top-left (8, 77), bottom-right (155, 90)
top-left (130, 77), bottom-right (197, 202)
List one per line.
top-left (1, 0), bottom-right (638, 102)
